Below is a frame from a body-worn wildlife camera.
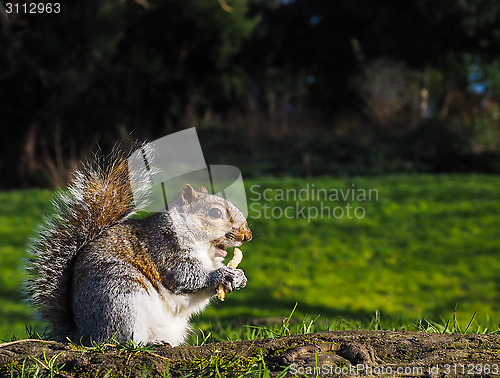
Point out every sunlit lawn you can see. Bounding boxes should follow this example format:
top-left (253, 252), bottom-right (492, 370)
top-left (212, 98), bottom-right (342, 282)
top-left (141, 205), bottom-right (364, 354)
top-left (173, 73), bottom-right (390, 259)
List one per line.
top-left (0, 174), bottom-right (499, 342)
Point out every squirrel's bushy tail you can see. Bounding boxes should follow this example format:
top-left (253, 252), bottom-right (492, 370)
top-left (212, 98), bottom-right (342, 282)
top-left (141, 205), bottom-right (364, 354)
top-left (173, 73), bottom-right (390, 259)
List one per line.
top-left (26, 145), bottom-right (152, 339)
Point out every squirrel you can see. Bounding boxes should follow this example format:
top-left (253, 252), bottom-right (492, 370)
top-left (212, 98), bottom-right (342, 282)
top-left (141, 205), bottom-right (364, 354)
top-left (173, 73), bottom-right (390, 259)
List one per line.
top-left (25, 145), bottom-right (252, 346)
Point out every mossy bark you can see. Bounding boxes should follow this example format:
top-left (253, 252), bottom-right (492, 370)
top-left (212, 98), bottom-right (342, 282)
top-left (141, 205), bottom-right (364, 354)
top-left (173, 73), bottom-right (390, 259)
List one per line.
top-left (1, 331), bottom-right (499, 377)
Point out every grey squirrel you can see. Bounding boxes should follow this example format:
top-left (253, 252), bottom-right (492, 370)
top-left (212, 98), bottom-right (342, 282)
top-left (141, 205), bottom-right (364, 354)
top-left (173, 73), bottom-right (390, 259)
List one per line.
top-left (26, 145), bottom-right (252, 346)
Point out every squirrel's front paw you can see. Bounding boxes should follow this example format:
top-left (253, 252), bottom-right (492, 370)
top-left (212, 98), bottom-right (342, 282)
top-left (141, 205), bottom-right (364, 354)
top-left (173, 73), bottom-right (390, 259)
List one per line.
top-left (232, 268), bottom-right (247, 291)
top-left (216, 266), bottom-right (247, 294)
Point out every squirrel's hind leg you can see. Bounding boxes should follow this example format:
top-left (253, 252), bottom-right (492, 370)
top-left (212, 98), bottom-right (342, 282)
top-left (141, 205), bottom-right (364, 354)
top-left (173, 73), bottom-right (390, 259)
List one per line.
top-left (71, 254), bottom-right (146, 346)
top-left (72, 279), bottom-right (143, 345)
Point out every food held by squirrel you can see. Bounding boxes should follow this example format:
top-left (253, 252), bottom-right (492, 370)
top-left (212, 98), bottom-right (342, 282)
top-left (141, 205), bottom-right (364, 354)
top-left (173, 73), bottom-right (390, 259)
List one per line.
top-left (26, 144), bottom-right (252, 346)
top-left (218, 248), bottom-right (243, 301)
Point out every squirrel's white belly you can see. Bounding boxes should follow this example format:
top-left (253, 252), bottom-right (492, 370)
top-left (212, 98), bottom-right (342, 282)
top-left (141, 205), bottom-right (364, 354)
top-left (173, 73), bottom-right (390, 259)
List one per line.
top-left (131, 284), bottom-right (211, 346)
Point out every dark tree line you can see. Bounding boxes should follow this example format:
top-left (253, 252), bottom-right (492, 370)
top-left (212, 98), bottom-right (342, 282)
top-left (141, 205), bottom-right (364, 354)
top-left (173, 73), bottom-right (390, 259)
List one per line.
top-left (1, 0), bottom-right (500, 187)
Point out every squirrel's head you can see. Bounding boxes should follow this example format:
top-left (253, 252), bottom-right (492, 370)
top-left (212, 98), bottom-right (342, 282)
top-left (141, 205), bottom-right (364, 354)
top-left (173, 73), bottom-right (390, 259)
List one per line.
top-left (170, 184), bottom-right (252, 260)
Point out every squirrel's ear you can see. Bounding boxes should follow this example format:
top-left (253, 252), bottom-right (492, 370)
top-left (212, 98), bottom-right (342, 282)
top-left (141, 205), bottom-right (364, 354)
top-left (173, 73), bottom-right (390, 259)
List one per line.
top-left (198, 186), bottom-right (209, 194)
top-left (182, 184), bottom-right (199, 204)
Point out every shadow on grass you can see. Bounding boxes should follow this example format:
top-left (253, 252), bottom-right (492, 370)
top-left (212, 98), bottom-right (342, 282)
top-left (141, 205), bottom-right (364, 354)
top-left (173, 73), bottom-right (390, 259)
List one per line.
top-left (198, 289), bottom-right (388, 327)
top-left (0, 286), bottom-right (33, 325)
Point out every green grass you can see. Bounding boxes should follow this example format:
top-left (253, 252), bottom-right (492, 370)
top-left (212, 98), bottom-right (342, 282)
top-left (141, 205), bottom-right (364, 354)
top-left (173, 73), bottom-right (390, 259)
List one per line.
top-left (0, 189), bottom-right (52, 340)
top-left (0, 174), bottom-right (499, 342)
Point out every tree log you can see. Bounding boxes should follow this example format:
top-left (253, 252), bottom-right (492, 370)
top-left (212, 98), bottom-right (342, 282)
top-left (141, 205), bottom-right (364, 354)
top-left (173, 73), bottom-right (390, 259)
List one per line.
top-left (1, 331), bottom-right (499, 377)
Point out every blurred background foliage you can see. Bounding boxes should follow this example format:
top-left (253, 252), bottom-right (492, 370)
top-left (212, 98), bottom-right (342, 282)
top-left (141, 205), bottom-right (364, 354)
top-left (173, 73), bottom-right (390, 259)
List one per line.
top-left (2, 0), bottom-right (500, 188)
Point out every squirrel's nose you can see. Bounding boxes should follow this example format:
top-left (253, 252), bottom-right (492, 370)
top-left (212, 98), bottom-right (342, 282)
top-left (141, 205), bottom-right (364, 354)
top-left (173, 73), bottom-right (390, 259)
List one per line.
top-left (241, 223), bottom-right (252, 242)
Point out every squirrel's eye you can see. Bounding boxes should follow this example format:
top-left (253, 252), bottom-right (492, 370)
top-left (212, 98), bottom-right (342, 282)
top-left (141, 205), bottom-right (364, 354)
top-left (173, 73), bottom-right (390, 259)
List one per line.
top-left (208, 208), bottom-right (224, 219)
